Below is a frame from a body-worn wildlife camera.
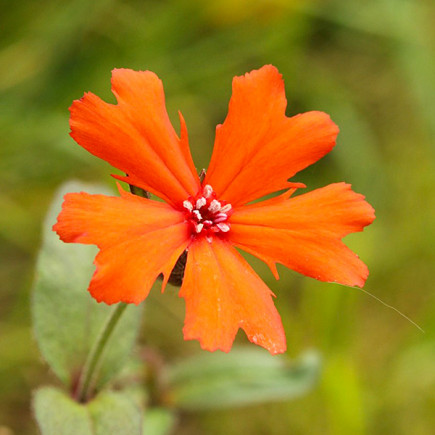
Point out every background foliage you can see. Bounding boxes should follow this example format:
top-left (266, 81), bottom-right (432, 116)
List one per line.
top-left (1, 0), bottom-right (434, 434)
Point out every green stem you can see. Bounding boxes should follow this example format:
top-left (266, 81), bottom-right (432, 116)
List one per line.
top-left (76, 302), bottom-right (128, 402)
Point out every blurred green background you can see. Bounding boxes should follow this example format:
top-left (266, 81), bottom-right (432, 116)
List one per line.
top-left (1, 0), bottom-right (434, 433)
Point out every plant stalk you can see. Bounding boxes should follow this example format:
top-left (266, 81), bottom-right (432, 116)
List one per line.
top-left (76, 302), bottom-right (128, 402)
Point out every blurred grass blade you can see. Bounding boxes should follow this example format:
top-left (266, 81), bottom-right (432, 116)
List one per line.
top-left (143, 408), bottom-right (177, 435)
top-left (321, 355), bottom-right (365, 435)
top-left (32, 181), bottom-right (142, 389)
top-left (33, 387), bottom-right (142, 435)
top-left (167, 348), bottom-right (321, 410)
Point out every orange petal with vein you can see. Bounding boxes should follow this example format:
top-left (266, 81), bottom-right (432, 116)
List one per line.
top-left (53, 186), bottom-right (190, 304)
top-left (180, 237), bottom-right (286, 355)
top-left (204, 65), bottom-right (338, 206)
top-left (230, 183), bottom-right (375, 287)
top-left (70, 69), bottom-right (199, 206)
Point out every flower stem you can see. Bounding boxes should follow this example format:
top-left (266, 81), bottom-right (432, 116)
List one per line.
top-left (76, 302), bottom-right (128, 402)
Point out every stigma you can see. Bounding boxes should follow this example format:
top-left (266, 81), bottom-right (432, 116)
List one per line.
top-left (183, 184), bottom-right (232, 241)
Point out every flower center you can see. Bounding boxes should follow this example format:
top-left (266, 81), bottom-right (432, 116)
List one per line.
top-left (183, 184), bottom-right (232, 241)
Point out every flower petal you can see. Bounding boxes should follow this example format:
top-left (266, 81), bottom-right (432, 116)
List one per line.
top-left (179, 237), bottom-right (286, 355)
top-left (229, 183), bottom-right (375, 287)
top-left (70, 69), bottom-right (200, 206)
top-left (53, 186), bottom-right (190, 304)
top-left (204, 65), bottom-right (338, 206)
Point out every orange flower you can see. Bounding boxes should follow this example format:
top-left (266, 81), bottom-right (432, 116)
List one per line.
top-left (53, 65), bottom-right (375, 355)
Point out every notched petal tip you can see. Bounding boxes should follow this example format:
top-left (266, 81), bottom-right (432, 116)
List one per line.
top-left (68, 68), bottom-right (200, 205)
top-left (338, 182), bottom-right (376, 229)
top-left (230, 182), bottom-right (375, 289)
top-left (52, 192), bottom-right (91, 244)
top-left (238, 64), bottom-right (282, 81)
top-left (88, 286), bottom-right (144, 306)
top-left (180, 238), bottom-right (286, 355)
top-left (186, 328), bottom-right (287, 355)
top-left (205, 67), bottom-right (341, 206)
top-left (110, 67), bottom-right (160, 84)
top-left (52, 189), bottom-right (190, 306)
top-left (183, 328), bottom-right (234, 354)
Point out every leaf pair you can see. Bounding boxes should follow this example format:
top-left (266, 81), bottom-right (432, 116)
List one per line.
top-left (33, 388), bottom-right (144, 435)
top-left (32, 182), bottom-right (146, 434)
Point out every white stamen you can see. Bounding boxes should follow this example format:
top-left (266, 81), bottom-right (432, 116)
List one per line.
top-left (196, 197), bottom-right (206, 209)
top-left (216, 223), bottom-right (230, 232)
top-left (203, 184), bottom-right (213, 198)
top-left (193, 210), bottom-right (202, 220)
top-left (183, 200), bottom-right (193, 212)
top-left (214, 213), bottom-right (228, 223)
top-left (208, 199), bottom-right (221, 213)
top-left (220, 203), bottom-right (232, 213)
top-left (184, 186), bottom-right (233, 237)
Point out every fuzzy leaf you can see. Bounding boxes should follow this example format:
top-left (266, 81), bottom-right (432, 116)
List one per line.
top-left (88, 390), bottom-right (143, 435)
top-left (33, 387), bottom-right (143, 435)
top-left (32, 181), bottom-right (142, 388)
top-left (167, 348), bottom-right (321, 410)
top-left (33, 387), bottom-right (93, 435)
top-left (143, 408), bottom-right (176, 435)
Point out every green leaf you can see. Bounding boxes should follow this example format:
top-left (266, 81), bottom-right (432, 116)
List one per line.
top-left (167, 348), bottom-right (321, 410)
top-left (33, 386), bottom-right (143, 435)
top-left (32, 181), bottom-right (142, 388)
top-left (33, 387), bottom-right (93, 435)
top-left (88, 390), bottom-right (143, 435)
top-left (143, 408), bottom-right (176, 435)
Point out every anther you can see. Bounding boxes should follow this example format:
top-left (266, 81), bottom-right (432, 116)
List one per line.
top-left (203, 184), bottom-right (213, 198)
top-left (208, 199), bottom-right (221, 213)
top-left (220, 204), bottom-right (232, 213)
top-left (195, 223), bottom-right (204, 233)
top-left (183, 200), bottom-right (193, 212)
top-left (192, 210), bottom-right (202, 220)
top-left (196, 197), bottom-right (206, 209)
top-left (216, 223), bottom-right (230, 232)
